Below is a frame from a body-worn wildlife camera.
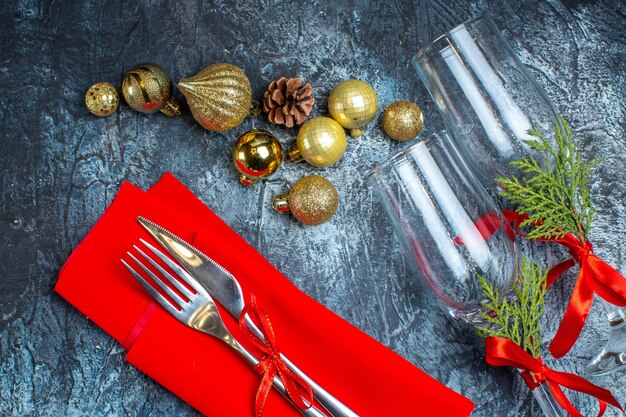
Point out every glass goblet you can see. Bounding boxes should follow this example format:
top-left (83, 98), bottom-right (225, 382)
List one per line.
top-left (412, 12), bottom-right (626, 376)
top-left (369, 131), bottom-right (517, 322)
top-left (411, 13), bottom-right (561, 193)
top-left (369, 131), bottom-right (565, 417)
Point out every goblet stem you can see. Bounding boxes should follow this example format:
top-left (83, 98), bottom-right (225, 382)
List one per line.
top-left (529, 379), bottom-right (567, 417)
top-left (601, 299), bottom-right (625, 322)
top-left (586, 300), bottom-right (626, 376)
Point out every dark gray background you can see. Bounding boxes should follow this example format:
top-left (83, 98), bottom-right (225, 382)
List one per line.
top-left (1, 0), bottom-right (624, 415)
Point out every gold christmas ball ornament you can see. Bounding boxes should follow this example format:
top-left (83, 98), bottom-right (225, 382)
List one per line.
top-left (382, 100), bottom-right (424, 141)
top-left (85, 82), bottom-right (119, 117)
top-left (178, 63), bottom-right (252, 132)
top-left (122, 64), bottom-right (181, 116)
top-left (288, 117), bottom-right (347, 167)
top-left (232, 129), bottom-right (283, 186)
top-left (272, 175), bottom-right (339, 226)
top-left (328, 79), bottom-right (378, 137)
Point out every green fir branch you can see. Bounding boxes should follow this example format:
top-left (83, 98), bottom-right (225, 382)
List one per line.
top-left (496, 116), bottom-right (599, 242)
top-left (475, 257), bottom-right (547, 358)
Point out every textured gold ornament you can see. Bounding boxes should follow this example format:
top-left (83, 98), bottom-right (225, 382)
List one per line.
top-left (288, 117), bottom-right (346, 167)
top-left (177, 63), bottom-right (252, 132)
top-left (272, 175), bottom-right (339, 226)
top-left (328, 79), bottom-right (378, 137)
top-left (122, 64), bottom-right (181, 116)
top-left (85, 82), bottom-right (119, 117)
top-left (232, 129), bottom-right (283, 186)
top-left (382, 100), bottom-right (424, 141)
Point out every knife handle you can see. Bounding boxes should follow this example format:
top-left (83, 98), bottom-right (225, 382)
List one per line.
top-left (234, 339), bottom-right (329, 417)
top-left (243, 315), bottom-right (359, 417)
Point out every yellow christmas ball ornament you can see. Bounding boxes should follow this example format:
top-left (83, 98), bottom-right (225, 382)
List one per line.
top-left (272, 175), bottom-right (339, 226)
top-left (288, 117), bottom-right (346, 167)
top-left (328, 79), bottom-right (378, 137)
top-left (382, 100), bottom-right (424, 141)
top-left (232, 129), bottom-right (283, 186)
top-left (178, 63), bottom-right (252, 132)
top-left (122, 64), bottom-right (181, 116)
top-left (85, 82), bottom-right (119, 117)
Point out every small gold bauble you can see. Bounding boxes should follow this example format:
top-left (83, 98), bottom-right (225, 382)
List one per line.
top-left (232, 129), bottom-right (283, 186)
top-left (382, 100), bottom-right (424, 141)
top-left (272, 175), bottom-right (339, 226)
top-left (85, 82), bottom-right (119, 117)
top-left (178, 63), bottom-right (252, 132)
top-left (328, 79), bottom-right (378, 137)
top-left (122, 63), bottom-right (181, 116)
top-left (288, 117), bottom-right (346, 167)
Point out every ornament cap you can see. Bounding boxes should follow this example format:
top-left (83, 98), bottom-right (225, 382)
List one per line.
top-left (160, 98), bottom-right (182, 117)
top-left (272, 193), bottom-right (291, 212)
top-left (287, 144), bottom-right (303, 163)
top-left (350, 128), bottom-right (365, 137)
top-left (248, 99), bottom-right (262, 118)
top-left (176, 80), bottom-right (190, 94)
top-left (239, 175), bottom-right (256, 186)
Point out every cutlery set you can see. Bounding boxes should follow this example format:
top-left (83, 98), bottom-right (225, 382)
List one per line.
top-left (122, 217), bottom-right (357, 417)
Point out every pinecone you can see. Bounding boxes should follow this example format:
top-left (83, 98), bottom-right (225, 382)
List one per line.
top-left (263, 77), bottom-right (315, 128)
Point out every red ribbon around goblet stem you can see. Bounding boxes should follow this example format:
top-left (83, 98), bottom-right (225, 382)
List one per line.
top-left (486, 337), bottom-right (623, 417)
top-left (502, 210), bottom-right (626, 358)
top-left (239, 294), bottom-right (315, 417)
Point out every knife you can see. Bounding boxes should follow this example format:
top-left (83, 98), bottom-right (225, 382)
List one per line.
top-left (137, 217), bottom-right (359, 417)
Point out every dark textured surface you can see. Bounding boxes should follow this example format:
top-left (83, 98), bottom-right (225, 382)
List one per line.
top-left (1, 0), bottom-right (624, 415)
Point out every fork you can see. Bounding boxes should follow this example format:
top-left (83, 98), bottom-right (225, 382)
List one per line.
top-left (122, 240), bottom-right (329, 417)
top-left (135, 216), bottom-right (357, 417)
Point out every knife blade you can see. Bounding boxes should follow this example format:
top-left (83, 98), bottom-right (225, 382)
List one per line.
top-left (137, 217), bottom-right (245, 317)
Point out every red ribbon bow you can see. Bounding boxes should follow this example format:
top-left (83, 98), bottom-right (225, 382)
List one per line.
top-left (239, 295), bottom-right (314, 417)
top-left (486, 337), bottom-right (623, 417)
top-left (502, 210), bottom-right (626, 358)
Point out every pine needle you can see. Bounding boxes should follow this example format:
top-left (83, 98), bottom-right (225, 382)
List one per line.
top-left (496, 116), bottom-right (599, 242)
top-left (476, 257), bottom-right (547, 358)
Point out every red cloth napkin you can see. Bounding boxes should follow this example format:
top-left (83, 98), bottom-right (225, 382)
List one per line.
top-left (55, 173), bottom-right (475, 417)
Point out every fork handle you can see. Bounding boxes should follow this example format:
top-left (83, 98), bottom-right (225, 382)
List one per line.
top-left (233, 340), bottom-right (329, 417)
top-left (243, 315), bottom-right (358, 417)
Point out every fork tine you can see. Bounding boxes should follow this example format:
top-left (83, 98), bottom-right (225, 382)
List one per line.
top-left (139, 238), bottom-right (206, 296)
top-left (134, 244), bottom-right (194, 299)
top-left (121, 259), bottom-right (182, 316)
top-left (127, 251), bottom-right (187, 309)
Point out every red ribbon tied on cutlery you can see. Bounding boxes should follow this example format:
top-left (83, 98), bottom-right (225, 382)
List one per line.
top-left (502, 210), bottom-right (626, 358)
top-left (239, 294), bottom-right (314, 417)
top-left (486, 337), bottom-right (623, 417)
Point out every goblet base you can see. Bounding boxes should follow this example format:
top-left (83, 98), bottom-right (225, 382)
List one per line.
top-left (586, 317), bottom-right (626, 376)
